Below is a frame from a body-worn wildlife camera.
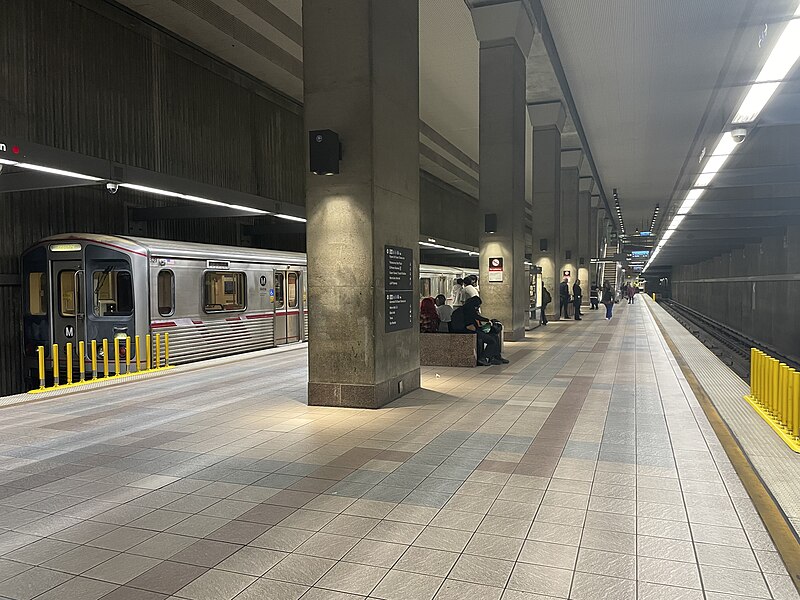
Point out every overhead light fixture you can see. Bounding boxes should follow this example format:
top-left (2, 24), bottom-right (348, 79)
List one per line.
top-left (274, 214), bottom-right (307, 222)
top-left (661, 229), bottom-right (675, 241)
top-left (710, 132), bottom-right (738, 156)
top-left (694, 172), bottom-right (716, 187)
top-left (119, 183), bottom-right (269, 215)
top-left (732, 5), bottom-right (800, 124)
top-left (668, 215), bottom-right (685, 230)
top-left (0, 159), bottom-right (103, 181)
top-left (702, 153), bottom-right (732, 174)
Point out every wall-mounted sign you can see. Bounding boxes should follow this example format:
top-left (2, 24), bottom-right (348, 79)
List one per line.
top-left (384, 245), bottom-right (413, 332)
top-left (563, 270), bottom-right (571, 277)
top-left (488, 257), bottom-right (504, 283)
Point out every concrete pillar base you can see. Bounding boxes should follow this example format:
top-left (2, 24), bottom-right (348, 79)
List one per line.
top-left (308, 369), bottom-right (420, 409)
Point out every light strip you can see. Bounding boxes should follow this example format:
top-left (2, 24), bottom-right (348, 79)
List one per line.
top-left (677, 188), bottom-right (705, 215)
top-left (3, 160), bottom-right (103, 181)
top-left (755, 10), bottom-right (800, 83)
top-left (694, 172), bottom-right (716, 187)
top-left (668, 215), bottom-right (685, 230)
top-left (274, 213), bottom-right (307, 222)
top-left (120, 183), bottom-right (270, 215)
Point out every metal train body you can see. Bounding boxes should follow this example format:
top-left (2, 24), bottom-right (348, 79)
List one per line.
top-left (21, 234), bottom-right (476, 386)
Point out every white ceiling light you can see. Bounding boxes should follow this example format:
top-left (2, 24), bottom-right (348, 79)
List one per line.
top-left (120, 184), bottom-right (269, 215)
top-left (702, 154), bottom-right (732, 174)
top-left (274, 213), bottom-right (307, 222)
top-left (677, 188), bottom-right (705, 215)
top-left (694, 172), bottom-right (716, 187)
top-left (2, 160), bottom-right (103, 181)
top-left (755, 8), bottom-right (800, 82)
top-left (668, 215), bottom-right (686, 230)
top-left (661, 229), bottom-right (675, 241)
top-left (710, 132), bottom-right (738, 156)
top-left (732, 82), bottom-right (781, 124)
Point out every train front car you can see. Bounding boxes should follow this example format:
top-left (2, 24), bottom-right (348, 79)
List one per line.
top-left (21, 235), bottom-right (150, 388)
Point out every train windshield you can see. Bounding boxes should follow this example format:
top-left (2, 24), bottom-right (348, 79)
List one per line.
top-left (92, 269), bottom-right (133, 316)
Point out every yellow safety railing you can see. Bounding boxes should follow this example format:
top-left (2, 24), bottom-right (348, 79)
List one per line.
top-left (30, 333), bottom-right (172, 394)
top-left (744, 348), bottom-right (800, 452)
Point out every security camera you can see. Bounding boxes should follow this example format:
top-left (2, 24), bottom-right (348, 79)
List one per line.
top-left (730, 128), bottom-right (747, 143)
top-left (106, 182), bottom-right (119, 194)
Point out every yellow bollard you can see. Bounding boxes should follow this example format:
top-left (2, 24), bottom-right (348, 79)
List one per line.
top-left (155, 334), bottom-right (161, 369)
top-left (145, 334), bottom-right (152, 371)
top-left (52, 343), bottom-right (60, 386)
top-left (793, 371), bottom-right (800, 439)
top-left (114, 337), bottom-right (121, 377)
top-left (754, 351), bottom-right (762, 404)
top-left (91, 340), bottom-right (98, 380)
top-left (78, 341), bottom-right (85, 382)
top-left (125, 337), bottom-right (131, 374)
top-left (758, 352), bottom-right (766, 405)
top-left (135, 335), bottom-right (141, 372)
top-left (771, 359), bottom-right (779, 415)
top-left (66, 343), bottom-right (73, 385)
top-left (103, 339), bottom-right (110, 378)
top-left (788, 368), bottom-right (797, 434)
top-left (780, 364), bottom-right (788, 424)
top-left (37, 346), bottom-right (45, 389)
top-left (750, 348), bottom-right (756, 398)
top-left (164, 333), bottom-right (170, 367)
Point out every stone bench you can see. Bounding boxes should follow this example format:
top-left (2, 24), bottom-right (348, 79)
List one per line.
top-left (420, 332), bottom-right (477, 368)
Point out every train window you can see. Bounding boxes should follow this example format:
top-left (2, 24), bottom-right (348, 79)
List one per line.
top-left (157, 270), bottom-right (175, 316)
top-left (420, 277), bottom-right (431, 298)
top-left (274, 272), bottom-right (284, 308)
top-left (204, 271), bottom-right (246, 312)
top-left (28, 273), bottom-right (47, 316)
top-left (92, 270), bottom-right (133, 316)
top-left (59, 270), bottom-right (78, 317)
top-left (288, 273), bottom-right (298, 308)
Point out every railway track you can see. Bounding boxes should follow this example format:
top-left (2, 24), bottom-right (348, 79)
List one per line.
top-left (657, 298), bottom-right (799, 382)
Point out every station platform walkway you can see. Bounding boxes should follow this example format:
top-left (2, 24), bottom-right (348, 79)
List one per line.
top-left (0, 300), bottom-right (798, 600)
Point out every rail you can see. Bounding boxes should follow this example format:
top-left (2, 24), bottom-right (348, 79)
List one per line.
top-left (745, 348), bottom-right (800, 453)
top-left (30, 333), bottom-right (172, 394)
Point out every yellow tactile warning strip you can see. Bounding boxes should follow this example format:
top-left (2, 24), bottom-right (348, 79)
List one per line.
top-left (649, 302), bottom-right (800, 593)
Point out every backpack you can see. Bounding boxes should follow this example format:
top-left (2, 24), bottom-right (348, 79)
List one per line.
top-left (542, 289), bottom-right (552, 304)
top-left (450, 307), bottom-right (467, 332)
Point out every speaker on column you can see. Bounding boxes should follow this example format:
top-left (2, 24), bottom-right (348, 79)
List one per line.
top-left (309, 130), bottom-right (341, 175)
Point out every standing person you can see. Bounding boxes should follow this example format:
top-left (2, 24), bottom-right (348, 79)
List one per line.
top-left (589, 282), bottom-right (600, 310)
top-left (463, 275), bottom-right (479, 300)
top-left (602, 280), bottom-right (614, 320)
top-left (558, 276), bottom-right (571, 320)
top-left (540, 284), bottom-right (551, 325)
top-left (572, 279), bottom-right (583, 321)
top-left (627, 284), bottom-right (636, 304)
top-left (419, 297), bottom-right (440, 333)
top-left (451, 278), bottom-right (465, 307)
top-left (434, 294), bottom-right (452, 332)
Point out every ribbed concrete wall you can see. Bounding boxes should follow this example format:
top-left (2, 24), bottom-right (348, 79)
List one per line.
top-left (672, 226), bottom-right (800, 359)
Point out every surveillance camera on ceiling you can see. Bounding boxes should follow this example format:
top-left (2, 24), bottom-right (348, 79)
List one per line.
top-left (106, 182), bottom-right (119, 194)
top-left (730, 128), bottom-right (747, 143)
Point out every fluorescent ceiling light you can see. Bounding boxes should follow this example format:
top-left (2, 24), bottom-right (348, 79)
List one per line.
top-left (661, 229), bottom-right (675, 241)
top-left (710, 132), bottom-right (738, 156)
top-left (732, 82), bottom-right (780, 124)
top-left (702, 154), bottom-right (732, 174)
top-left (756, 13), bottom-right (800, 82)
top-left (6, 161), bottom-right (102, 181)
top-left (668, 215), bottom-right (685, 230)
top-left (695, 172), bottom-right (716, 187)
top-left (230, 204), bottom-right (268, 215)
top-left (678, 198), bottom-right (698, 215)
top-left (275, 213), bottom-right (306, 222)
top-left (120, 183), bottom-right (274, 216)
top-left (120, 183), bottom-right (183, 198)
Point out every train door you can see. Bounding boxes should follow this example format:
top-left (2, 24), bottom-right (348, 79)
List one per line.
top-left (51, 260), bottom-right (85, 357)
top-left (273, 270), bottom-right (303, 345)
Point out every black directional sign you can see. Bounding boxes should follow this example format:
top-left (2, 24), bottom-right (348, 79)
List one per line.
top-left (384, 245), bottom-right (413, 332)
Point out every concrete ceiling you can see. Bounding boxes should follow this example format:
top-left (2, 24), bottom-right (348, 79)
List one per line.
top-left (114, 0), bottom-right (800, 270)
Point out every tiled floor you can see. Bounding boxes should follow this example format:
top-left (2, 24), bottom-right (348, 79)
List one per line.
top-left (0, 301), bottom-right (797, 600)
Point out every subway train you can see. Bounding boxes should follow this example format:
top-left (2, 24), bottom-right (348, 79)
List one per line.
top-left (21, 234), bottom-right (476, 386)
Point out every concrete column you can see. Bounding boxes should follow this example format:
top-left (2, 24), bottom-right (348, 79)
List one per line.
top-left (577, 177), bottom-right (594, 297)
top-left (529, 101), bottom-right (566, 314)
top-left (590, 195), bottom-right (601, 283)
top-left (304, 0), bottom-right (420, 408)
top-left (468, 0), bottom-right (534, 341)
top-left (559, 149), bottom-right (583, 289)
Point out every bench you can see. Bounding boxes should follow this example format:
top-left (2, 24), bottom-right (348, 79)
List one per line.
top-left (420, 332), bottom-right (477, 367)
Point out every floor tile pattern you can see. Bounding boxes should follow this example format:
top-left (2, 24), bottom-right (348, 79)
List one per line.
top-left (0, 302), bottom-right (796, 599)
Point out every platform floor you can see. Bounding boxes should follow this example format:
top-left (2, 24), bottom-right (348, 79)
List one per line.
top-left (0, 302), bottom-right (797, 600)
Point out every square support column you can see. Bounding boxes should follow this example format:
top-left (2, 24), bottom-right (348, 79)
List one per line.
top-left (578, 177), bottom-right (594, 296)
top-left (559, 149), bottom-right (583, 291)
top-left (529, 101), bottom-right (566, 315)
top-left (468, 0), bottom-right (534, 341)
top-left (304, 0), bottom-right (420, 408)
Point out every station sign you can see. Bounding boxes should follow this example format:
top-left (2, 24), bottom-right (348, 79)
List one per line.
top-left (488, 257), bottom-right (503, 283)
top-left (384, 245), bottom-right (413, 332)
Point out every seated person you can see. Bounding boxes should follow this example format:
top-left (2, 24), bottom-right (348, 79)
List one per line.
top-left (419, 297), bottom-right (440, 333)
top-left (450, 296), bottom-right (509, 366)
top-left (434, 294), bottom-right (452, 332)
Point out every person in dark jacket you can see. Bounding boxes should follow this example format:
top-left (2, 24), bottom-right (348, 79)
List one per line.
top-left (558, 277), bottom-right (570, 320)
top-left (590, 282), bottom-right (600, 310)
top-left (540, 284), bottom-right (551, 325)
top-left (602, 280), bottom-right (614, 320)
top-left (572, 279), bottom-right (583, 321)
top-left (451, 296), bottom-right (508, 365)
